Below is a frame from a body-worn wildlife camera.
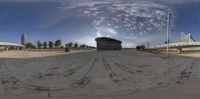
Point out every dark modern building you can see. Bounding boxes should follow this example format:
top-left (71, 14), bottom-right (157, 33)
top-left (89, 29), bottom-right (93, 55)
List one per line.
top-left (95, 37), bottom-right (122, 50)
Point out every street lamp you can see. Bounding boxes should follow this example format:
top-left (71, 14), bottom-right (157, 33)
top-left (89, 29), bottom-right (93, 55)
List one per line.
top-left (167, 11), bottom-right (171, 55)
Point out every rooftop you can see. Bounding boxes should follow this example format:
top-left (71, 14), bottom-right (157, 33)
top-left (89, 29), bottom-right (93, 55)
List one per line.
top-left (95, 37), bottom-right (122, 43)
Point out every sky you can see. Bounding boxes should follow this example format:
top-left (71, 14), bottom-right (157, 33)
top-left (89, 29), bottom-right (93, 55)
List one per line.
top-left (0, 0), bottom-right (200, 47)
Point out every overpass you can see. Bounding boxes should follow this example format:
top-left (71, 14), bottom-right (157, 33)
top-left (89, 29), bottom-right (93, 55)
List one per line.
top-left (0, 42), bottom-right (24, 50)
top-left (149, 42), bottom-right (200, 53)
top-left (149, 33), bottom-right (200, 53)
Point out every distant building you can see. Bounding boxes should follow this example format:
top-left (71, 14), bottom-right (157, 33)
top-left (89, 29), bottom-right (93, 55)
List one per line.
top-left (95, 37), bottom-right (122, 50)
top-left (181, 32), bottom-right (194, 42)
top-left (21, 33), bottom-right (28, 45)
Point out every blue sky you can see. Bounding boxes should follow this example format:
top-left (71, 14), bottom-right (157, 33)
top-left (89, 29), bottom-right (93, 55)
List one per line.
top-left (0, 0), bottom-right (200, 47)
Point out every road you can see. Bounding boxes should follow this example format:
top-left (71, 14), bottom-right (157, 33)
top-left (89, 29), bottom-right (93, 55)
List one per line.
top-left (0, 49), bottom-right (198, 99)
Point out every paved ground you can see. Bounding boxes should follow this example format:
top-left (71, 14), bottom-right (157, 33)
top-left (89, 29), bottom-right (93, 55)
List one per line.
top-left (0, 50), bottom-right (199, 99)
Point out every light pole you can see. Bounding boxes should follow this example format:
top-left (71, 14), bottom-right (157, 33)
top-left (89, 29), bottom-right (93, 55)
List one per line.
top-left (167, 11), bottom-right (171, 55)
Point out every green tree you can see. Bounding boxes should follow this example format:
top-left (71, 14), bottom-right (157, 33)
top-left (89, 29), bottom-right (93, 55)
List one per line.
top-left (48, 41), bottom-right (53, 49)
top-left (37, 40), bottom-right (43, 49)
top-left (54, 40), bottom-right (62, 48)
top-left (164, 40), bottom-right (171, 44)
top-left (79, 44), bottom-right (86, 48)
top-left (65, 42), bottom-right (73, 49)
top-left (65, 44), bottom-right (69, 48)
top-left (43, 41), bottom-right (47, 49)
top-left (74, 43), bottom-right (78, 48)
top-left (25, 42), bottom-right (35, 49)
top-left (68, 42), bottom-right (74, 48)
top-left (136, 45), bottom-right (145, 51)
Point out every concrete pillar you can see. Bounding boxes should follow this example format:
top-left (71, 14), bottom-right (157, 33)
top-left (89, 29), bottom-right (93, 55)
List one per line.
top-left (177, 48), bottom-right (182, 53)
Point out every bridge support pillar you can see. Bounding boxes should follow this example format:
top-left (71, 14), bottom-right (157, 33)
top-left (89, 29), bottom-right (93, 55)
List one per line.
top-left (177, 48), bottom-right (182, 53)
top-left (6, 47), bottom-right (9, 51)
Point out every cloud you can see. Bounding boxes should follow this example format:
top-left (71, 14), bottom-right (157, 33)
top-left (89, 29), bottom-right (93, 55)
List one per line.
top-left (96, 31), bottom-right (102, 37)
top-left (106, 27), bottom-right (117, 35)
top-left (95, 27), bottom-right (117, 38)
top-left (4, 0), bottom-right (196, 47)
top-left (75, 36), bottom-right (96, 47)
top-left (57, 0), bottom-right (109, 11)
top-left (56, 0), bottom-right (200, 11)
top-left (55, 0), bottom-right (179, 47)
top-left (0, 0), bottom-right (68, 2)
top-left (122, 33), bottom-right (167, 48)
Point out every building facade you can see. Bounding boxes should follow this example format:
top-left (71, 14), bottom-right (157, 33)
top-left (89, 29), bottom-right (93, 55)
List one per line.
top-left (181, 32), bottom-right (194, 42)
top-left (95, 37), bottom-right (122, 50)
top-left (21, 33), bottom-right (28, 45)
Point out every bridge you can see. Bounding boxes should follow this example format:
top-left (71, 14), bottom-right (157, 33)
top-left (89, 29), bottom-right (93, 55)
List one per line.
top-left (149, 42), bottom-right (200, 53)
top-left (149, 33), bottom-right (200, 53)
top-left (0, 42), bottom-right (24, 50)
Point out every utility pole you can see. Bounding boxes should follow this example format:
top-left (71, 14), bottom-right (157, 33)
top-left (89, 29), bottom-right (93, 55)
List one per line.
top-left (167, 11), bottom-right (171, 55)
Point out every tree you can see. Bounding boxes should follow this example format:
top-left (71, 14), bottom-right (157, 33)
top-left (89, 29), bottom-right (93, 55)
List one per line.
top-left (65, 44), bottom-right (69, 48)
top-left (25, 42), bottom-right (35, 49)
top-left (64, 44), bottom-right (70, 52)
top-left (79, 44), bottom-right (86, 48)
top-left (164, 40), bottom-right (171, 44)
top-left (74, 43), bottom-right (78, 48)
top-left (54, 40), bottom-right (62, 48)
top-left (48, 41), bottom-right (53, 49)
top-left (37, 40), bottom-right (43, 49)
top-left (43, 41), bottom-right (47, 49)
top-left (136, 45), bottom-right (145, 51)
top-left (67, 42), bottom-right (74, 48)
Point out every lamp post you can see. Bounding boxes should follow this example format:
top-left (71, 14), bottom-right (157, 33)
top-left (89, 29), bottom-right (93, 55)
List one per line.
top-left (167, 11), bottom-right (171, 55)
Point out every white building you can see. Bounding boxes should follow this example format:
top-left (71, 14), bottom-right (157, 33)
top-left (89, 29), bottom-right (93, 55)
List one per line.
top-left (181, 32), bottom-right (194, 42)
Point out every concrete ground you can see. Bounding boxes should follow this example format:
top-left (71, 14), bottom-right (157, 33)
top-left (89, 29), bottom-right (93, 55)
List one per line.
top-left (0, 50), bottom-right (199, 99)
